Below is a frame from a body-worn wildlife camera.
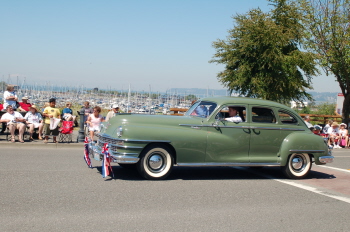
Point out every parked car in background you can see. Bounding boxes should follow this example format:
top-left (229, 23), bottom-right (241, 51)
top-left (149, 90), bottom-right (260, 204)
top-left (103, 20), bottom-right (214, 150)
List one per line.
top-left (90, 96), bottom-right (334, 180)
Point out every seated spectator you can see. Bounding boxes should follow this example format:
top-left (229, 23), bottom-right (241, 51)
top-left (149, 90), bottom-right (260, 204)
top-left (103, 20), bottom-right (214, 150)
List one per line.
top-left (225, 107), bottom-right (243, 123)
top-left (328, 122), bottom-right (340, 148)
top-left (3, 85), bottom-right (18, 110)
top-left (339, 123), bottom-right (348, 148)
top-left (105, 104), bottom-right (120, 121)
top-left (0, 105), bottom-right (26, 143)
top-left (18, 96), bottom-right (32, 112)
top-left (323, 119), bottom-right (333, 135)
top-left (42, 98), bottom-right (61, 143)
top-left (86, 106), bottom-right (104, 140)
top-left (62, 102), bottom-right (76, 122)
top-left (303, 115), bottom-right (313, 129)
top-left (313, 125), bottom-right (323, 136)
top-left (24, 105), bottom-right (43, 140)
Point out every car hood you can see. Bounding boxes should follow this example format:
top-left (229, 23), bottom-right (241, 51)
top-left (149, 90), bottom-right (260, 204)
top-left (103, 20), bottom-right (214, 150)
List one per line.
top-left (102, 114), bottom-right (206, 137)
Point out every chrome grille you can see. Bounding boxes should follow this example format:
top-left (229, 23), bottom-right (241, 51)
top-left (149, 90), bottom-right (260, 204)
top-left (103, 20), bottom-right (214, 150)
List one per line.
top-left (97, 134), bottom-right (118, 145)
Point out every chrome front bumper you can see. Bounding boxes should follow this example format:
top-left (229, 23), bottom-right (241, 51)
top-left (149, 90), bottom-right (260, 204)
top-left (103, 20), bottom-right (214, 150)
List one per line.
top-left (319, 156), bottom-right (334, 164)
top-left (88, 142), bottom-right (139, 164)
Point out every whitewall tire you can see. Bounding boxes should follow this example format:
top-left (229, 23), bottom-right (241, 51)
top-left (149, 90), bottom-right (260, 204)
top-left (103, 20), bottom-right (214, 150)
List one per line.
top-left (281, 153), bottom-right (311, 179)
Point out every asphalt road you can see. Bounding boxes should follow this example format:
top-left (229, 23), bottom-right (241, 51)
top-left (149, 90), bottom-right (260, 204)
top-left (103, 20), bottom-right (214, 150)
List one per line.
top-left (1, 145), bottom-right (350, 232)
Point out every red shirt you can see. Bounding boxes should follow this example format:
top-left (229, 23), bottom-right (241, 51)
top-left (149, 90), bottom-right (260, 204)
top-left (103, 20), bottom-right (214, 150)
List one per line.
top-left (0, 104), bottom-right (3, 111)
top-left (19, 102), bottom-right (32, 111)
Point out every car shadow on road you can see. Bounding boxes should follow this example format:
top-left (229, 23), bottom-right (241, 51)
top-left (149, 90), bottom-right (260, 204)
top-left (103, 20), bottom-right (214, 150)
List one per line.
top-left (93, 165), bottom-right (335, 181)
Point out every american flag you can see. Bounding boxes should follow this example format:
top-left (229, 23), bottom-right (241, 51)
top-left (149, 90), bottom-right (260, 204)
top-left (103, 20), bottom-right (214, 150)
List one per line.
top-left (101, 143), bottom-right (114, 178)
top-left (84, 137), bottom-right (92, 168)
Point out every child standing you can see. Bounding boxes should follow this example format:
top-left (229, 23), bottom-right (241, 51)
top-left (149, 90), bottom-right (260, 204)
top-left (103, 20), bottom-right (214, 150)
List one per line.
top-left (42, 98), bottom-right (61, 143)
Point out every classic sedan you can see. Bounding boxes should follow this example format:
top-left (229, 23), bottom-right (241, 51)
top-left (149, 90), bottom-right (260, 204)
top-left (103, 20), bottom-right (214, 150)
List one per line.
top-left (91, 97), bottom-right (334, 180)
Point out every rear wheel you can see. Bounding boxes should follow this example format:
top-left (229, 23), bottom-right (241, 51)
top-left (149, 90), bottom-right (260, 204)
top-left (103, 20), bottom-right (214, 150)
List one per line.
top-left (281, 153), bottom-right (311, 179)
top-left (137, 144), bottom-right (174, 180)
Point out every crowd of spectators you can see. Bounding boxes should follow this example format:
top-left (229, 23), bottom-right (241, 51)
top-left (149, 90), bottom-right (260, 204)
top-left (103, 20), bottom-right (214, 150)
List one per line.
top-left (1, 84), bottom-right (124, 143)
top-left (305, 116), bottom-right (349, 149)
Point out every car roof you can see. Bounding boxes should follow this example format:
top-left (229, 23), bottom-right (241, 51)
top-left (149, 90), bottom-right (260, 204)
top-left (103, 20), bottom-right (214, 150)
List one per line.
top-left (199, 96), bottom-right (291, 109)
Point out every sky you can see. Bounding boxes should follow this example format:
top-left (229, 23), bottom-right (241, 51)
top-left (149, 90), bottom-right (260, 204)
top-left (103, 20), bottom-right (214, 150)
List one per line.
top-left (0, 0), bottom-right (340, 93)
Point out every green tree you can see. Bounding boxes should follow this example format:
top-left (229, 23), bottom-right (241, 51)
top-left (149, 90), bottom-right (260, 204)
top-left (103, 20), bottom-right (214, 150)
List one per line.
top-left (185, 94), bottom-right (197, 101)
top-left (210, 0), bottom-right (318, 103)
top-left (298, 0), bottom-right (350, 123)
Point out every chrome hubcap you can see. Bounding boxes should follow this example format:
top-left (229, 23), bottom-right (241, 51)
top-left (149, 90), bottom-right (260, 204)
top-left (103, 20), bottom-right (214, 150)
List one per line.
top-left (291, 156), bottom-right (305, 172)
top-left (147, 153), bottom-right (165, 172)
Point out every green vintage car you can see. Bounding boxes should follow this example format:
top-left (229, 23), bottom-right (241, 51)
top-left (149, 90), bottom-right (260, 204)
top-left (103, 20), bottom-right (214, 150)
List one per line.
top-left (92, 96), bottom-right (333, 180)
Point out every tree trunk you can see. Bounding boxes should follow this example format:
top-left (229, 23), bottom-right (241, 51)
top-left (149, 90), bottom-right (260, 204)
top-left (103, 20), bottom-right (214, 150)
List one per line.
top-left (342, 93), bottom-right (350, 125)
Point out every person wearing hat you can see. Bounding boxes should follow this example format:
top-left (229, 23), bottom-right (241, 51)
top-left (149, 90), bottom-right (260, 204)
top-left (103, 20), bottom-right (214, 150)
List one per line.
top-left (327, 122), bottom-right (340, 148)
top-left (339, 123), bottom-right (348, 148)
top-left (313, 125), bottom-right (323, 136)
top-left (24, 105), bottom-right (43, 140)
top-left (105, 104), bottom-right (120, 122)
top-left (18, 96), bottom-right (32, 112)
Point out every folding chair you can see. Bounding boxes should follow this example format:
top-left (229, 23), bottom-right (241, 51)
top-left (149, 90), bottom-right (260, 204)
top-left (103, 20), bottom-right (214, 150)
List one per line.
top-left (58, 121), bottom-right (74, 143)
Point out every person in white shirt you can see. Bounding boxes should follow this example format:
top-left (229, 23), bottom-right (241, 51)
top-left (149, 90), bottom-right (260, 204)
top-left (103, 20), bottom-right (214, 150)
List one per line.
top-left (327, 122), bottom-right (340, 148)
top-left (225, 107), bottom-right (243, 123)
top-left (303, 115), bottom-right (313, 129)
top-left (3, 85), bottom-right (18, 110)
top-left (338, 123), bottom-right (348, 148)
top-left (105, 104), bottom-right (120, 122)
top-left (24, 105), bottom-right (43, 140)
top-left (322, 119), bottom-right (333, 135)
top-left (0, 105), bottom-right (26, 142)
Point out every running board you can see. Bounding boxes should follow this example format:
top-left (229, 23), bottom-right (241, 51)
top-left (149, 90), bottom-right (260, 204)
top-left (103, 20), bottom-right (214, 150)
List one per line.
top-left (176, 163), bottom-right (280, 167)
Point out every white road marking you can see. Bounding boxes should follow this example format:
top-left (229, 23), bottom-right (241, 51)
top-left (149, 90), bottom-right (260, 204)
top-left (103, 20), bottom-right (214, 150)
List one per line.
top-left (234, 167), bottom-right (350, 204)
top-left (317, 165), bottom-right (350, 173)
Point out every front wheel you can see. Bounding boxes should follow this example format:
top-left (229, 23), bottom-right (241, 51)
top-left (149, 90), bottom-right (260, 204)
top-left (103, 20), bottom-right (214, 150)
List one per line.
top-left (137, 144), bottom-right (174, 180)
top-left (281, 153), bottom-right (312, 179)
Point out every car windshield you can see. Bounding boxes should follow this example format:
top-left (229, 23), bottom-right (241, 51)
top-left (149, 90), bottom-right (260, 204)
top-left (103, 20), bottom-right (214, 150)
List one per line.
top-left (185, 101), bottom-right (217, 118)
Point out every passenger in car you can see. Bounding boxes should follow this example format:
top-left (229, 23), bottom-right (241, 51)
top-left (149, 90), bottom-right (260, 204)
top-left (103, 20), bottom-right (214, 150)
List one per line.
top-left (225, 107), bottom-right (243, 123)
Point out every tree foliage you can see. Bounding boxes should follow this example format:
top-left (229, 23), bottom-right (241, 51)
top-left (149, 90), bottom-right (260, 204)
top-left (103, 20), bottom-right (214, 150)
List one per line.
top-left (298, 0), bottom-right (350, 122)
top-left (210, 0), bottom-right (318, 103)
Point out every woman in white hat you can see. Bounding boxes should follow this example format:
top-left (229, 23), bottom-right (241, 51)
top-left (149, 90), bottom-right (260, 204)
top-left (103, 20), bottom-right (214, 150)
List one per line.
top-left (339, 123), bottom-right (348, 148)
top-left (327, 122), bottom-right (340, 148)
top-left (24, 105), bottom-right (44, 140)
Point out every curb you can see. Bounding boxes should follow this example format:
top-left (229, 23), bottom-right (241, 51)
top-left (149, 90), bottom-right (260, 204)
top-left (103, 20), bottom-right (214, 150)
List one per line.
top-left (0, 141), bottom-right (82, 147)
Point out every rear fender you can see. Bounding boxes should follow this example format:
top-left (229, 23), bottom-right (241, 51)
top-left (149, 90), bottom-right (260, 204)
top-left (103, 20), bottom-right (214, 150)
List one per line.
top-left (279, 132), bottom-right (328, 166)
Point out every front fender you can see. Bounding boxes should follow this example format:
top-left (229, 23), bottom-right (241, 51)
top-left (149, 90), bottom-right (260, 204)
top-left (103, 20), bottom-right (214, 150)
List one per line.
top-left (279, 132), bottom-right (328, 166)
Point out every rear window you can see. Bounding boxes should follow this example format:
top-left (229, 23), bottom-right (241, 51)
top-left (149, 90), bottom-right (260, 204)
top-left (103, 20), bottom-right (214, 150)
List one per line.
top-left (252, 107), bottom-right (276, 123)
top-left (278, 110), bottom-right (298, 125)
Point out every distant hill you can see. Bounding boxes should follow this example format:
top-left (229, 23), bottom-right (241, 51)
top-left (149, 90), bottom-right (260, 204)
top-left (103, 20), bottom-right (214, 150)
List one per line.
top-left (168, 88), bottom-right (338, 103)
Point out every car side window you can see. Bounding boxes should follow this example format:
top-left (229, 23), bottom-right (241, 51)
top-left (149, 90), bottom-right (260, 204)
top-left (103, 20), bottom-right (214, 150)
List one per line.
top-left (278, 110), bottom-right (298, 125)
top-left (187, 101), bottom-right (217, 118)
top-left (216, 106), bottom-right (246, 122)
top-left (251, 107), bottom-right (276, 123)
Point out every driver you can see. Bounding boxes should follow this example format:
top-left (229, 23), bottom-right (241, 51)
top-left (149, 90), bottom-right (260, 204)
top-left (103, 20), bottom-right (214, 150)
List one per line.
top-left (225, 107), bottom-right (243, 123)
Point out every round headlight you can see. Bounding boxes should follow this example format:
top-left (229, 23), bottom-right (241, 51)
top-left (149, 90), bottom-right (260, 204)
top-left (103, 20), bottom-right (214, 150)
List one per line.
top-left (117, 126), bottom-right (123, 137)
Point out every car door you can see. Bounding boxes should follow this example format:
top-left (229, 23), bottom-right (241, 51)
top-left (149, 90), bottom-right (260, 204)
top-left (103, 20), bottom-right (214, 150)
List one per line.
top-left (248, 105), bottom-right (282, 163)
top-left (205, 105), bottom-right (250, 163)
